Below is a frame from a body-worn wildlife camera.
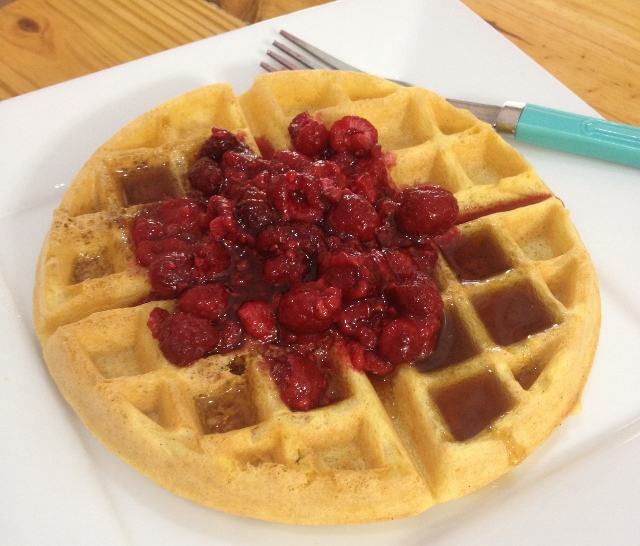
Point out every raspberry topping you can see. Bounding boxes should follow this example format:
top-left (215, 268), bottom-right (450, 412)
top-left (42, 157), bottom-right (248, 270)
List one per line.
top-left (277, 280), bottom-right (342, 334)
top-left (394, 186), bottom-right (459, 236)
top-left (329, 116), bottom-right (378, 156)
top-left (152, 310), bottom-right (220, 367)
top-left (132, 114), bottom-right (458, 411)
top-left (325, 193), bottom-right (380, 241)
top-left (288, 112), bottom-right (330, 158)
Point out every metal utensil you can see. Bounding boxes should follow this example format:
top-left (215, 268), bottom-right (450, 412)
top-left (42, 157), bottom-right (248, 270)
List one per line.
top-left (262, 30), bottom-right (640, 169)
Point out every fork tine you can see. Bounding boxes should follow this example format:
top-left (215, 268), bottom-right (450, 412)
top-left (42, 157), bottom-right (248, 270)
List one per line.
top-left (272, 40), bottom-right (325, 70)
top-left (259, 60), bottom-right (280, 72)
top-left (278, 30), bottom-right (363, 73)
top-left (265, 49), bottom-right (301, 71)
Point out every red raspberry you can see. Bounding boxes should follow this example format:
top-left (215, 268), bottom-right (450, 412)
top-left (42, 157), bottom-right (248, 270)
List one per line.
top-left (148, 252), bottom-right (194, 298)
top-left (325, 193), bottom-right (381, 241)
top-left (277, 280), bottom-right (342, 334)
top-left (215, 320), bottom-right (244, 352)
top-left (318, 250), bottom-right (386, 301)
top-left (269, 171), bottom-right (328, 222)
top-left (304, 159), bottom-right (346, 190)
top-left (198, 128), bottom-right (250, 162)
top-left (135, 237), bottom-right (191, 267)
top-left (334, 298), bottom-right (385, 350)
top-left (234, 197), bottom-right (278, 235)
top-left (187, 156), bottom-right (223, 197)
top-left (193, 238), bottom-right (230, 278)
top-left (147, 307), bottom-right (170, 338)
top-left (269, 150), bottom-right (313, 175)
top-left (178, 283), bottom-right (229, 321)
top-left (256, 221), bottom-right (327, 258)
top-left (288, 112), bottom-right (330, 157)
top-left (156, 197), bottom-right (207, 241)
top-left (376, 316), bottom-right (426, 365)
top-left (261, 249), bottom-right (310, 285)
top-left (343, 340), bottom-right (394, 376)
top-left (207, 196), bottom-right (248, 244)
top-left (221, 151), bottom-right (270, 186)
top-left (329, 116), bottom-right (378, 156)
top-left (155, 311), bottom-right (219, 367)
top-left (130, 216), bottom-right (167, 245)
top-left (394, 186), bottom-right (458, 237)
top-left (237, 300), bottom-right (278, 342)
top-left (269, 351), bottom-right (327, 411)
top-left (387, 274), bottom-right (443, 317)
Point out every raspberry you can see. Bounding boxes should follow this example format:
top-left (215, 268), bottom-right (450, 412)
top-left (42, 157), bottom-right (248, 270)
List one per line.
top-left (221, 151), bottom-right (270, 186)
top-left (288, 112), bottom-right (330, 157)
top-left (237, 300), bottom-right (277, 342)
top-left (156, 197), bottom-right (207, 242)
top-left (255, 221), bottom-right (326, 258)
top-left (335, 298), bottom-right (385, 350)
top-left (187, 156), bottom-right (223, 196)
top-left (269, 171), bottom-right (328, 222)
top-left (193, 238), bottom-right (230, 278)
top-left (261, 249), bottom-right (310, 285)
top-left (135, 237), bottom-right (191, 267)
top-left (394, 186), bottom-right (458, 237)
top-left (234, 197), bottom-right (278, 235)
top-left (198, 128), bottom-right (250, 162)
top-left (207, 196), bottom-right (247, 243)
top-left (178, 283), bottom-right (230, 321)
top-left (377, 316), bottom-right (425, 365)
top-left (325, 193), bottom-right (380, 241)
top-left (147, 307), bottom-right (170, 338)
top-left (269, 150), bottom-right (313, 175)
top-left (269, 351), bottom-right (327, 411)
top-left (344, 340), bottom-right (394, 376)
top-left (130, 216), bottom-right (167, 245)
top-left (215, 320), bottom-right (244, 352)
top-left (387, 274), bottom-right (443, 317)
top-left (277, 281), bottom-right (342, 334)
top-left (148, 252), bottom-right (194, 298)
top-left (155, 311), bottom-right (219, 367)
top-left (329, 116), bottom-right (378, 156)
top-left (318, 250), bottom-right (385, 301)
top-left (304, 159), bottom-right (346, 190)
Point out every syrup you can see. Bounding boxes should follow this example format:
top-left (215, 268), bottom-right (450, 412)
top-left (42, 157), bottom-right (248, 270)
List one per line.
top-left (118, 164), bottom-right (180, 206)
top-left (72, 254), bottom-right (111, 284)
top-left (514, 357), bottom-right (546, 390)
top-left (437, 230), bottom-right (511, 281)
top-left (195, 384), bottom-right (258, 434)
top-left (455, 194), bottom-right (552, 224)
top-left (473, 282), bottom-right (556, 346)
top-left (432, 368), bottom-right (512, 441)
top-left (416, 305), bottom-right (479, 372)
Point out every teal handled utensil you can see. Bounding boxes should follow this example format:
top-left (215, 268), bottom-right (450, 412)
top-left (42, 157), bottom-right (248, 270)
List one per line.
top-left (263, 30), bottom-right (640, 169)
top-left (446, 100), bottom-right (640, 168)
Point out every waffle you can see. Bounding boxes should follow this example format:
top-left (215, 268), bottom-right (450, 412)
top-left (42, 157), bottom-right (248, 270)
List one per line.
top-left (33, 70), bottom-right (600, 524)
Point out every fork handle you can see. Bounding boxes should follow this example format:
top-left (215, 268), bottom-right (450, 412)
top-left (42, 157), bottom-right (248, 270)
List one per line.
top-left (515, 105), bottom-right (640, 168)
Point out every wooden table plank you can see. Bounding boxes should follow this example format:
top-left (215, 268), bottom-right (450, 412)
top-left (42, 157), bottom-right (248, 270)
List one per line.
top-left (1, 0), bottom-right (638, 128)
top-left (0, 0), bottom-right (244, 99)
top-left (460, 0), bottom-right (640, 125)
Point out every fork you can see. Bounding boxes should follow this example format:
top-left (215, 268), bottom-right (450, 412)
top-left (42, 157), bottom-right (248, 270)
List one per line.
top-left (261, 31), bottom-right (640, 169)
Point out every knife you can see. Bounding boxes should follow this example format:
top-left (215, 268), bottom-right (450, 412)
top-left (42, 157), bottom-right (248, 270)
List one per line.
top-left (447, 99), bottom-right (640, 168)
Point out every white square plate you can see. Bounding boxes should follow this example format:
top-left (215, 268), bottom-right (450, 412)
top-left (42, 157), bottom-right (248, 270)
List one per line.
top-left (1, 0), bottom-right (639, 543)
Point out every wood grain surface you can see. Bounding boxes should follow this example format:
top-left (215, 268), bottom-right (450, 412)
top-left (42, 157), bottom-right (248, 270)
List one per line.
top-left (0, 0), bottom-right (638, 126)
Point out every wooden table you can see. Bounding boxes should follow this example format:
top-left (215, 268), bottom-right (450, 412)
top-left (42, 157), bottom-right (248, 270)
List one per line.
top-left (1, 0), bottom-right (638, 126)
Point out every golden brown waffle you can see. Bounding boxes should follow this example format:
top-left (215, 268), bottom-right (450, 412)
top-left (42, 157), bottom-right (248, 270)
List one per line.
top-left (33, 71), bottom-right (600, 524)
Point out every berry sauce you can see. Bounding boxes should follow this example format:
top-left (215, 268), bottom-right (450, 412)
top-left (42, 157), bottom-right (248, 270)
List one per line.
top-left (132, 112), bottom-right (458, 411)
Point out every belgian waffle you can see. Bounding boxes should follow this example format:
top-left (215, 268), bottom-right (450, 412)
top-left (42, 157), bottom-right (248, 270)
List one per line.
top-left (33, 71), bottom-right (600, 524)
